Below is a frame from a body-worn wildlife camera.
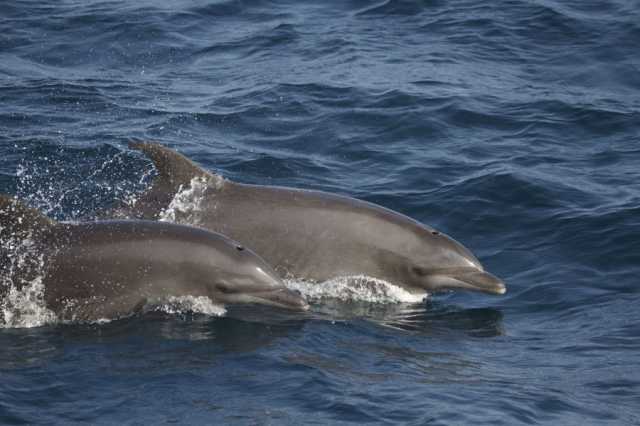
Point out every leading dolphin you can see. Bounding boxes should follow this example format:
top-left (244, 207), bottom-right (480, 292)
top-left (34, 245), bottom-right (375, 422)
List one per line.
top-left (120, 142), bottom-right (505, 296)
top-left (0, 195), bottom-right (308, 322)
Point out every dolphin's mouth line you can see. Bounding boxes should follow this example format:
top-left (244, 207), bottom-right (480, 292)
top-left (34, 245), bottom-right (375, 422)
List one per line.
top-left (236, 288), bottom-right (310, 311)
top-left (422, 266), bottom-right (486, 275)
top-left (416, 268), bottom-right (506, 295)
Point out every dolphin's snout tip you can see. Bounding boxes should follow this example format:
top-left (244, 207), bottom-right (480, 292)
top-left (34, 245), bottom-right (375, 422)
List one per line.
top-left (495, 281), bottom-right (507, 295)
top-left (444, 269), bottom-right (506, 295)
top-left (292, 290), bottom-right (311, 311)
top-left (470, 270), bottom-right (506, 295)
top-left (288, 288), bottom-right (311, 311)
top-left (259, 288), bottom-right (310, 311)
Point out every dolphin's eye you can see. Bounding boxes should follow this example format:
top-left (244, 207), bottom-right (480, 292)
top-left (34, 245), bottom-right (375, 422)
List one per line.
top-left (236, 245), bottom-right (244, 251)
top-left (412, 267), bottom-right (429, 277)
top-left (217, 283), bottom-right (233, 293)
top-left (431, 231), bottom-right (440, 236)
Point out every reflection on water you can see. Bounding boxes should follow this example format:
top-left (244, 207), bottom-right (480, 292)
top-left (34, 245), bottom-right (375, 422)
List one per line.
top-left (0, 327), bottom-right (63, 369)
top-left (0, 299), bottom-right (501, 374)
top-left (309, 299), bottom-right (504, 337)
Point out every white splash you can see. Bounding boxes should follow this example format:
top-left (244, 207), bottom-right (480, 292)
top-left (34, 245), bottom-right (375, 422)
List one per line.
top-left (158, 176), bottom-right (211, 224)
top-left (15, 149), bottom-right (142, 221)
top-left (116, 166), bottom-right (158, 213)
top-left (149, 296), bottom-right (227, 317)
top-left (0, 276), bottom-right (57, 328)
top-left (0, 235), bottom-right (57, 329)
top-left (284, 275), bottom-right (427, 304)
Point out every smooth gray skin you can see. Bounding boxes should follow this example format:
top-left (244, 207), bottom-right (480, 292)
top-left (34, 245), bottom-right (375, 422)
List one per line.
top-left (121, 142), bottom-right (506, 296)
top-left (0, 196), bottom-right (308, 321)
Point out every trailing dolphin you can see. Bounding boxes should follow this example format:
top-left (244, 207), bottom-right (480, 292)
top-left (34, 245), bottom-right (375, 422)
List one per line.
top-left (0, 194), bottom-right (309, 322)
top-left (120, 142), bottom-right (506, 297)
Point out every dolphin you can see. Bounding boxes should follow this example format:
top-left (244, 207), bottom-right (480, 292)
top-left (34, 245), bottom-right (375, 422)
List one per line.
top-left (118, 142), bottom-right (506, 296)
top-left (0, 194), bottom-right (309, 322)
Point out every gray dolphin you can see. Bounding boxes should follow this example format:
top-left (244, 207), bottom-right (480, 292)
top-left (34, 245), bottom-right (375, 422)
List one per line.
top-left (120, 142), bottom-right (506, 296)
top-left (0, 195), bottom-right (309, 322)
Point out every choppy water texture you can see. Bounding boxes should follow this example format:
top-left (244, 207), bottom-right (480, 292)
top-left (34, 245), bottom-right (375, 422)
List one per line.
top-left (1, 0), bottom-right (640, 424)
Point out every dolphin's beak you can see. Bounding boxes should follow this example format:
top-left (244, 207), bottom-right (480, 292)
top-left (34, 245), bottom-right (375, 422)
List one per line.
top-left (454, 270), bottom-right (506, 295)
top-left (246, 288), bottom-right (310, 311)
top-left (428, 269), bottom-right (506, 295)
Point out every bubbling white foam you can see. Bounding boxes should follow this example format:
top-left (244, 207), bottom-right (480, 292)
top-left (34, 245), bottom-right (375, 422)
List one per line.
top-left (284, 275), bottom-right (427, 304)
top-left (148, 296), bottom-right (227, 317)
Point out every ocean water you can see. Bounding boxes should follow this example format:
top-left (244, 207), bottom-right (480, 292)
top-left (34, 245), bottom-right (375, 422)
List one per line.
top-left (1, 0), bottom-right (639, 424)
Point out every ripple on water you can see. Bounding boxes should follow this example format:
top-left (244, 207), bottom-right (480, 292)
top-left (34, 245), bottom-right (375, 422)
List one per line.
top-left (2, 0), bottom-right (640, 423)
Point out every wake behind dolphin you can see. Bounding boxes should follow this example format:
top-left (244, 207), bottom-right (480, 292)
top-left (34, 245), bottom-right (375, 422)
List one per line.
top-left (119, 142), bottom-right (506, 297)
top-left (0, 194), bottom-right (308, 325)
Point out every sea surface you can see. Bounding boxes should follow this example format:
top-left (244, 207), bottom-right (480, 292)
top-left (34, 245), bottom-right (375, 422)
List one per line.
top-left (1, 0), bottom-right (639, 424)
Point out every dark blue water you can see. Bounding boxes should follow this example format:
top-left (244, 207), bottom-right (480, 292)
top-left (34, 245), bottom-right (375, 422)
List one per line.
top-left (1, 0), bottom-right (639, 424)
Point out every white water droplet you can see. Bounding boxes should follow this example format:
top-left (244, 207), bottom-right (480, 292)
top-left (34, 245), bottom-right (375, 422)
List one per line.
top-left (148, 296), bottom-right (227, 317)
top-left (158, 176), bottom-right (219, 224)
top-left (284, 275), bottom-right (427, 304)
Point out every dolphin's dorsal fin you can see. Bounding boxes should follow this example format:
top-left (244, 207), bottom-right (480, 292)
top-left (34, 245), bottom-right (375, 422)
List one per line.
top-left (0, 194), bottom-right (56, 240)
top-left (124, 142), bottom-right (224, 219)
top-left (129, 142), bottom-right (220, 193)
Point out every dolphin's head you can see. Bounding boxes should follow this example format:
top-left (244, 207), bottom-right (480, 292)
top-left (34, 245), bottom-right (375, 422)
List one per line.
top-left (398, 227), bottom-right (506, 295)
top-left (206, 240), bottom-right (310, 311)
